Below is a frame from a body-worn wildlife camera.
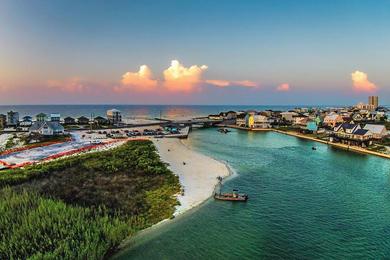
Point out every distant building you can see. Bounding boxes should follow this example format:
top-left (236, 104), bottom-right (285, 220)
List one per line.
top-left (253, 114), bottom-right (271, 128)
top-left (36, 113), bottom-right (47, 122)
top-left (107, 109), bottom-right (122, 125)
top-left (50, 113), bottom-right (61, 122)
top-left (306, 121), bottom-right (318, 132)
top-left (64, 116), bottom-right (76, 125)
top-left (369, 96), bottom-right (379, 109)
top-left (323, 113), bottom-right (343, 127)
top-left (77, 116), bottom-right (90, 125)
top-left (29, 121), bottom-right (65, 136)
top-left (94, 116), bottom-right (108, 125)
top-left (19, 116), bottom-right (33, 127)
top-left (280, 112), bottom-right (297, 122)
top-left (236, 113), bottom-right (246, 127)
top-left (0, 114), bottom-right (6, 129)
top-left (7, 111), bottom-right (19, 126)
top-left (245, 113), bottom-right (255, 128)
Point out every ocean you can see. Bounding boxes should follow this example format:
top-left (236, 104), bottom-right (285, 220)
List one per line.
top-left (115, 128), bottom-right (390, 259)
top-left (0, 104), bottom-right (340, 120)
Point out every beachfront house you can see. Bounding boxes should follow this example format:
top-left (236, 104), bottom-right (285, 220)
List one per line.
top-left (36, 113), bottom-right (47, 122)
top-left (245, 113), bottom-right (255, 128)
top-left (363, 124), bottom-right (388, 140)
top-left (77, 116), bottom-right (90, 125)
top-left (253, 114), bottom-right (271, 129)
top-left (64, 116), bottom-right (76, 125)
top-left (94, 116), bottom-right (109, 125)
top-left (50, 113), bottom-right (61, 122)
top-left (7, 111), bottom-right (19, 126)
top-left (0, 114), bottom-right (6, 129)
top-left (280, 112), bottom-right (297, 123)
top-left (19, 116), bottom-right (33, 128)
top-left (107, 109), bottom-right (122, 125)
top-left (236, 113), bottom-right (246, 127)
top-left (323, 113), bottom-right (344, 128)
top-left (29, 121), bottom-right (65, 136)
top-left (333, 123), bottom-right (373, 147)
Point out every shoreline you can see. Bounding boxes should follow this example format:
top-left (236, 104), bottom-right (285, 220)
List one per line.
top-left (226, 125), bottom-right (390, 159)
top-left (114, 137), bottom-right (233, 256)
top-left (153, 138), bottom-right (231, 216)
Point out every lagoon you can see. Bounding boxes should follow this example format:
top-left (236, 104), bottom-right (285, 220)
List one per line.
top-left (117, 128), bottom-right (390, 259)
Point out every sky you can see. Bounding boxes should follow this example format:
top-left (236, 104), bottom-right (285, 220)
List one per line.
top-left (0, 0), bottom-right (389, 105)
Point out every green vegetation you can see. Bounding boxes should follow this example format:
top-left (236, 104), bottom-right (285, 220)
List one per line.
top-left (4, 135), bottom-right (16, 149)
top-left (0, 140), bottom-right (180, 259)
top-left (385, 121), bottom-right (390, 130)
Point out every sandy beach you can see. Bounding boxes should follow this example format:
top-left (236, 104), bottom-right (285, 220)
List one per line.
top-left (153, 138), bottom-right (230, 215)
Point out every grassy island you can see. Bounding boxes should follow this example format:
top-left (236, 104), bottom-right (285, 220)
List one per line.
top-left (0, 140), bottom-right (180, 259)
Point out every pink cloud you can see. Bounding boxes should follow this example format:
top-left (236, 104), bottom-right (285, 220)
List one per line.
top-left (206, 79), bottom-right (258, 88)
top-left (163, 60), bottom-right (208, 92)
top-left (205, 79), bottom-right (231, 87)
top-left (47, 77), bottom-right (87, 93)
top-left (116, 65), bottom-right (158, 92)
top-left (276, 83), bottom-right (290, 92)
top-left (234, 80), bottom-right (257, 88)
top-left (351, 70), bottom-right (377, 92)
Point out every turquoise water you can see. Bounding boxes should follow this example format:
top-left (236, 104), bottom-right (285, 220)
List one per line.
top-left (116, 128), bottom-right (390, 259)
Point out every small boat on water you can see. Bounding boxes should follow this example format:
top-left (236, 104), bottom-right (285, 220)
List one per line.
top-left (312, 146), bottom-right (317, 150)
top-left (218, 128), bottom-right (231, 134)
top-left (214, 176), bottom-right (248, 202)
top-left (214, 190), bottom-right (248, 202)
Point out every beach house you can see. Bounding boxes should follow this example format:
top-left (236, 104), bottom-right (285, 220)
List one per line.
top-left (50, 113), bottom-right (61, 122)
top-left (64, 116), bottom-right (76, 125)
top-left (77, 116), bottom-right (90, 125)
top-left (29, 121), bottom-right (65, 136)
top-left (107, 109), bottom-right (122, 125)
top-left (245, 113), bottom-right (255, 128)
top-left (253, 114), bottom-right (271, 129)
top-left (0, 114), bottom-right (6, 129)
top-left (236, 113), bottom-right (247, 127)
top-left (94, 116), bottom-right (109, 125)
top-left (7, 111), bottom-right (19, 126)
top-left (36, 113), bottom-right (47, 122)
top-left (323, 113), bottom-right (343, 127)
top-left (363, 124), bottom-right (388, 140)
top-left (280, 112), bottom-right (297, 123)
top-left (333, 123), bottom-right (373, 147)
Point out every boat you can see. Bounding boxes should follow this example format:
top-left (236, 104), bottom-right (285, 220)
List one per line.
top-left (218, 128), bottom-right (231, 134)
top-left (214, 176), bottom-right (248, 202)
top-left (214, 190), bottom-right (248, 202)
top-left (312, 147), bottom-right (317, 150)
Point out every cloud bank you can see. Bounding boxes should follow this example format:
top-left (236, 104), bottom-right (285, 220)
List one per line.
top-left (116, 65), bottom-right (157, 92)
top-left (351, 71), bottom-right (377, 92)
top-left (163, 60), bottom-right (208, 92)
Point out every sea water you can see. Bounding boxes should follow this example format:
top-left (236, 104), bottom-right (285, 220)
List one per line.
top-left (116, 128), bottom-right (390, 259)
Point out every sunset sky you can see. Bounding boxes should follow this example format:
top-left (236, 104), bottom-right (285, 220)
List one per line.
top-left (0, 0), bottom-right (389, 105)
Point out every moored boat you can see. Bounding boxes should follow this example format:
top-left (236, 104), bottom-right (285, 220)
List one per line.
top-left (214, 190), bottom-right (248, 202)
top-left (214, 176), bottom-right (248, 202)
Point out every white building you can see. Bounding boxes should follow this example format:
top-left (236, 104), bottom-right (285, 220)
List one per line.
top-left (253, 115), bottom-right (271, 128)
